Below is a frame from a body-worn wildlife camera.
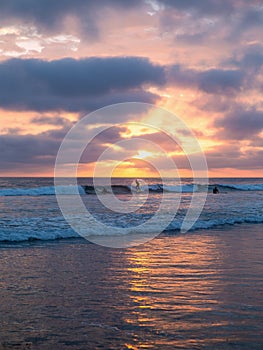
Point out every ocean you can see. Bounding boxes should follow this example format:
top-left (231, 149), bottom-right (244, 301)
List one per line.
top-left (0, 177), bottom-right (262, 243)
top-left (0, 177), bottom-right (262, 349)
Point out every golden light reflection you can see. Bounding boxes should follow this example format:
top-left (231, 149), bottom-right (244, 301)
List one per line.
top-left (121, 234), bottom-right (228, 345)
top-left (124, 343), bottom-right (151, 350)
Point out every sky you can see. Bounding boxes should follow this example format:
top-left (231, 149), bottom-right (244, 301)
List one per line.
top-left (0, 0), bottom-right (262, 177)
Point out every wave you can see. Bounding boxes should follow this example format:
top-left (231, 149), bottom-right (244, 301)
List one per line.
top-left (167, 215), bottom-right (263, 231)
top-left (0, 230), bottom-right (79, 243)
top-left (216, 183), bottom-right (263, 191)
top-left (163, 183), bottom-right (263, 193)
top-left (0, 215), bottom-right (262, 243)
top-left (0, 185), bottom-right (85, 196)
top-left (84, 185), bottom-right (132, 194)
top-left (84, 183), bottom-right (263, 193)
top-left (0, 183), bottom-right (262, 196)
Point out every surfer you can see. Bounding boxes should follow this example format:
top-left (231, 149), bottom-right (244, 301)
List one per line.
top-left (135, 179), bottom-right (140, 191)
top-left (213, 186), bottom-right (219, 194)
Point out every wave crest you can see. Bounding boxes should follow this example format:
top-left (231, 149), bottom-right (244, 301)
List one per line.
top-left (0, 182), bottom-right (262, 196)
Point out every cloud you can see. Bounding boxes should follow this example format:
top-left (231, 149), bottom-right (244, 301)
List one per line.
top-left (0, 122), bottom-right (91, 173)
top-left (175, 32), bottom-right (208, 45)
top-left (0, 57), bottom-right (165, 112)
top-left (157, 0), bottom-right (263, 50)
top-left (156, 0), bottom-right (260, 16)
top-left (215, 108), bottom-right (263, 140)
top-left (206, 144), bottom-right (263, 170)
top-left (0, 132), bottom-right (60, 172)
top-left (227, 46), bottom-right (263, 79)
top-left (0, 0), bottom-right (143, 37)
top-left (229, 7), bottom-right (263, 40)
top-left (157, 0), bottom-right (235, 15)
top-left (167, 65), bottom-right (244, 95)
top-left (0, 123), bottom-right (147, 173)
top-left (0, 123), bottom-right (183, 173)
top-left (80, 126), bottom-right (131, 164)
top-left (194, 95), bottom-right (236, 113)
top-left (132, 130), bottom-right (181, 153)
top-left (198, 69), bottom-right (244, 95)
top-left (31, 115), bottom-right (73, 127)
top-left (1, 0), bottom-right (258, 38)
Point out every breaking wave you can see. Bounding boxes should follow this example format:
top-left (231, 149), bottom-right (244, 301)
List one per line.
top-left (0, 215), bottom-right (262, 243)
top-left (0, 183), bottom-right (262, 196)
top-left (0, 185), bottom-right (85, 196)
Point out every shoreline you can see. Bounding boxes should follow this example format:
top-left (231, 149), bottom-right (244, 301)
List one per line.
top-left (0, 221), bottom-right (262, 248)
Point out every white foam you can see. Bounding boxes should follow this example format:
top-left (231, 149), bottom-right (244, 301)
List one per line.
top-left (0, 185), bottom-right (85, 196)
top-left (220, 183), bottom-right (263, 191)
top-left (163, 184), bottom-right (198, 193)
top-left (168, 215), bottom-right (263, 231)
top-left (0, 213), bottom-right (263, 242)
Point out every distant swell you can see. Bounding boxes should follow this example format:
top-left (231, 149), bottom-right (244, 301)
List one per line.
top-left (0, 183), bottom-right (262, 196)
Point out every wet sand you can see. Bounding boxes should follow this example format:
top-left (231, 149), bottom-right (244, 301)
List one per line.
top-left (0, 224), bottom-right (262, 349)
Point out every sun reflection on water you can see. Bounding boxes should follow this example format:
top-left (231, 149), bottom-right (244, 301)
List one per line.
top-left (121, 233), bottom-right (233, 348)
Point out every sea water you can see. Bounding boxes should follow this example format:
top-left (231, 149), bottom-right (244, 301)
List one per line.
top-left (0, 177), bottom-right (262, 242)
top-left (0, 177), bottom-right (263, 349)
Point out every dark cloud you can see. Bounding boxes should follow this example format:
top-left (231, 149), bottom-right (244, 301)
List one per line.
top-left (0, 0), bottom-right (142, 37)
top-left (227, 46), bottom-right (263, 75)
top-left (157, 0), bottom-right (257, 16)
top-left (206, 144), bottom-right (263, 170)
top-left (248, 136), bottom-right (263, 148)
top-left (220, 46), bottom-right (263, 93)
top-left (0, 0), bottom-right (258, 35)
top-left (175, 32), bottom-right (208, 45)
top-left (158, 0), bottom-right (263, 48)
top-left (94, 126), bottom-right (127, 143)
top-left (198, 69), bottom-right (244, 95)
top-left (167, 65), bottom-right (196, 88)
top-left (194, 95), bottom-right (236, 113)
top-left (1, 127), bottom-right (22, 134)
top-left (80, 125), bottom-right (129, 164)
top-left (31, 115), bottom-right (73, 127)
top-left (0, 123), bottom-right (148, 173)
top-left (168, 65), bottom-right (244, 95)
top-left (75, 90), bottom-right (161, 114)
top-left (0, 133), bottom-right (59, 172)
top-left (0, 122), bottom-right (87, 173)
top-left (137, 131), bottom-right (181, 153)
top-left (241, 7), bottom-right (263, 28)
top-left (0, 57), bottom-right (165, 112)
top-left (229, 7), bottom-right (263, 40)
top-left (215, 108), bottom-right (263, 140)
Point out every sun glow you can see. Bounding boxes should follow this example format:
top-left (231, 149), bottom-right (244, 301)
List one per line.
top-left (136, 150), bottom-right (157, 159)
top-left (120, 124), bottom-right (154, 138)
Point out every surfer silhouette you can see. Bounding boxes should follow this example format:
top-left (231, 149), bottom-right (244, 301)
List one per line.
top-left (135, 179), bottom-right (140, 191)
top-left (213, 186), bottom-right (219, 194)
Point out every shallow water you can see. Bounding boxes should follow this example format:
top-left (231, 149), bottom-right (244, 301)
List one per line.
top-left (0, 224), bottom-right (262, 349)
